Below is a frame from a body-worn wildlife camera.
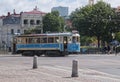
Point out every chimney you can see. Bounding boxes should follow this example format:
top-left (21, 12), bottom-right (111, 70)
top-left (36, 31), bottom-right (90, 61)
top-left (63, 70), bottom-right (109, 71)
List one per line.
top-left (20, 11), bottom-right (23, 15)
top-left (34, 6), bottom-right (38, 10)
top-left (8, 12), bottom-right (10, 16)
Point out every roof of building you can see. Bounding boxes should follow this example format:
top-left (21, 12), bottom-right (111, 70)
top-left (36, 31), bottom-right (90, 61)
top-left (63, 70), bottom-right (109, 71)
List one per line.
top-left (23, 6), bottom-right (46, 15)
top-left (10, 14), bottom-right (21, 17)
top-left (0, 16), bottom-right (6, 19)
top-left (0, 6), bottom-right (46, 19)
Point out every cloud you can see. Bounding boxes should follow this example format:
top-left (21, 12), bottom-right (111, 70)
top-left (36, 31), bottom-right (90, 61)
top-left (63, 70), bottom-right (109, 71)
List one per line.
top-left (0, 0), bottom-right (120, 16)
top-left (0, 0), bottom-right (82, 15)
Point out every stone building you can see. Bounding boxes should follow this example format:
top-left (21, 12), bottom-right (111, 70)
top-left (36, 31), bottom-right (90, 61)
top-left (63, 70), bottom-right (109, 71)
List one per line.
top-left (0, 7), bottom-right (46, 49)
top-left (21, 6), bottom-right (46, 33)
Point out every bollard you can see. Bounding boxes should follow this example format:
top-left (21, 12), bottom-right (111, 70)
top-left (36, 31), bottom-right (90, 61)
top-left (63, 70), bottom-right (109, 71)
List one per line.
top-left (33, 55), bottom-right (38, 69)
top-left (71, 60), bottom-right (79, 77)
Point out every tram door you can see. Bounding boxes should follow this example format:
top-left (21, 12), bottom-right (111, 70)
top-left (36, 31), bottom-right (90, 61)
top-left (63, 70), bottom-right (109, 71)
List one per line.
top-left (12, 37), bottom-right (17, 54)
top-left (12, 43), bottom-right (16, 54)
top-left (63, 36), bottom-right (68, 51)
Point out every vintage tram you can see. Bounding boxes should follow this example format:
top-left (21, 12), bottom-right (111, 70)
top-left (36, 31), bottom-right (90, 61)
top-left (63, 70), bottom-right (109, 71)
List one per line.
top-left (12, 32), bottom-right (80, 56)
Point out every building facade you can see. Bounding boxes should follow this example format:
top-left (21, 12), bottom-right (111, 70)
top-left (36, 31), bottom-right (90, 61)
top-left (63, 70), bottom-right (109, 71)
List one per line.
top-left (51, 6), bottom-right (68, 17)
top-left (21, 7), bottom-right (46, 33)
top-left (0, 7), bottom-right (46, 49)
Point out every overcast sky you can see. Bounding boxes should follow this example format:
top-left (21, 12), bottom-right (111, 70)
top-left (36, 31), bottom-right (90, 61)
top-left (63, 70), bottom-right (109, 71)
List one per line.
top-left (0, 0), bottom-right (120, 16)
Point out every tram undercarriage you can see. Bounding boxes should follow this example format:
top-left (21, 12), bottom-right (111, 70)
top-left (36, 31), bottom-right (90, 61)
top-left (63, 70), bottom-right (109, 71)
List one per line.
top-left (21, 50), bottom-right (68, 57)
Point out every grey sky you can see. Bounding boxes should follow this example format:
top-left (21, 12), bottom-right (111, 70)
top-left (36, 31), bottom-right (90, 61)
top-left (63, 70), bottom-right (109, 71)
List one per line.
top-left (0, 0), bottom-right (120, 16)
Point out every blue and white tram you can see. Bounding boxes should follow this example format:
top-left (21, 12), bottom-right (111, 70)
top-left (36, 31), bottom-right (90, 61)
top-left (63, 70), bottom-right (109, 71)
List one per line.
top-left (12, 32), bottom-right (80, 56)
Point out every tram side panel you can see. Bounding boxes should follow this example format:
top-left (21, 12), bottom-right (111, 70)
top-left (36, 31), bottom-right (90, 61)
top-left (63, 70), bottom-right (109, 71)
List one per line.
top-left (67, 43), bottom-right (80, 54)
top-left (15, 43), bottom-right (65, 56)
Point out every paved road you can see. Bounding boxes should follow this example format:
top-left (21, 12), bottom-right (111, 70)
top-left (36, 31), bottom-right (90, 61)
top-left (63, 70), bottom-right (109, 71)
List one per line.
top-left (0, 54), bottom-right (120, 82)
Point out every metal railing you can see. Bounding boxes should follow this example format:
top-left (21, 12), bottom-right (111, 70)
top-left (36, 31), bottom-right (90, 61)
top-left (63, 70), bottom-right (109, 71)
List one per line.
top-left (0, 46), bottom-right (9, 54)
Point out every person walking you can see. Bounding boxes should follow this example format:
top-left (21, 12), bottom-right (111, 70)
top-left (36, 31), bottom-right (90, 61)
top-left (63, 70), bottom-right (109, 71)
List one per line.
top-left (107, 45), bottom-right (111, 55)
top-left (103, 45), bottom-right (107, 54)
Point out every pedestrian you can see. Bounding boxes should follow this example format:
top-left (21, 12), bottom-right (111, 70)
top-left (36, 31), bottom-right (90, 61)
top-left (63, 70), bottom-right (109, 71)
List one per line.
top-left (107, 45), bottom-right (111, 54)
top-left (103, 46), bottom-right (107, 54)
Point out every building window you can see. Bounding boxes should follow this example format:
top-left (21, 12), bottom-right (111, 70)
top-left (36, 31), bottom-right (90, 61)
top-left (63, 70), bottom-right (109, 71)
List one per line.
top-left (36, 20), bottom-right (40, 25)
top-left (23, 19), bottom-right (28, 25)
top-left (30, 20), bottom-right (34, 25)
top-left (11, 29), bottom-right (14, 34)
top-left (24, 30), bottom-right (26, 33)
top-left (17, 29), bottom-right (20, 33)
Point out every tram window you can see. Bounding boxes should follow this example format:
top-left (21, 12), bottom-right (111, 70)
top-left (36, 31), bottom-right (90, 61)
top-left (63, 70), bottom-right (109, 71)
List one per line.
top-left (22, 38), bottom-right (27, 44)
top-left (40, 38), bottom-right (43, 43)
top-left (28, 38), bottom-right (31, 43)
top-left (60, 37), bottom-right (62, 42)
top-left (41, 37), bottom-right (47, 43)
top-left (26, 38), bottom-right (30, 44)
top-left (37, 38), bottom-right (40, 43)
top-left (77, 37), bottom-right (80, 42)
top-left (55, 37), bottom-right (59, 43)
top-left (48, 37), bottom-right (54, 43)
top-left (17, 37), bottom-right (26, 44)
top-left (43, 38), bottom-right (47, 43)
top-left (72, 36), bottom-right (80, 43)
top-left (33, 38), bottom-right (38, 43)
top-left (72, 37), bottom-right (77, 43)
top-left (28, 38), bottom-right (35, 43)
top-left (68, 37), bottom-right (72, 43)
top-left (17, 38), bottom-right (22, 44)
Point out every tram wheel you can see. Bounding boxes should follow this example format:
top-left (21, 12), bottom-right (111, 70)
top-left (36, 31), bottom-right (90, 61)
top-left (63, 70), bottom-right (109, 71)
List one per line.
top-left (22, 51), bottom-right (34, 56)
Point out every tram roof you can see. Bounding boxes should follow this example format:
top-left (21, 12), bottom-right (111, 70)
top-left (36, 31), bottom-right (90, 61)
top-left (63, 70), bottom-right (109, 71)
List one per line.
top-left (46, 32), bottom-right (72, 36)
top-left (16, 32), bottom-right (80, 37)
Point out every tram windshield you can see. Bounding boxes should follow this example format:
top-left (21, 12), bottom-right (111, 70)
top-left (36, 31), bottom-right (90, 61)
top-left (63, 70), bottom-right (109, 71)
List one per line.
top-left (72, 36), bottom-right (80, 43)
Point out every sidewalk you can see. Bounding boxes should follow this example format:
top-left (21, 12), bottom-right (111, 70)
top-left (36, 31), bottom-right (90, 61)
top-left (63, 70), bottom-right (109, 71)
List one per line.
top-left (0, 63), bottom-right (119, 82)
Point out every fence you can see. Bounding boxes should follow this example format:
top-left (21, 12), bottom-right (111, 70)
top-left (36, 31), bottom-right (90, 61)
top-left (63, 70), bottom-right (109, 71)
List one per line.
top-left (80, 47), bottom-right (104, 54)
top-left (0, 46), bottom-right (9, 54)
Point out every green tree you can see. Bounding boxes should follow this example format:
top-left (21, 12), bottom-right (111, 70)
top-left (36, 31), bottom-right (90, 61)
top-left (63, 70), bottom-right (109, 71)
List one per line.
top-left (43, 11), bottom-right (64, 33)
top-left (81, 36), bottom-right (97, 46)
top-left (116, 32), bottom-right (120, 42)
top-left (70, 6), bottom-right (91, 35)
top-left (24, 26), bottom-right (42, 34)
top-left (70, 1), bottom-right (115, 48)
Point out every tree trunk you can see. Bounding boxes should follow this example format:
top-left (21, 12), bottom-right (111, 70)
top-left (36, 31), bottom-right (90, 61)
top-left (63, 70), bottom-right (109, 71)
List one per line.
top-left (97, 36), bottom-right (100, 48)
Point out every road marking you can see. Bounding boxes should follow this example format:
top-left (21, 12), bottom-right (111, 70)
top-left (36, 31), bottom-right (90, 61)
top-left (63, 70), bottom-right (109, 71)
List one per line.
top-left (42, 65), bottom-right (120, 81)
top-left (29, 69), bottom-right (82, 82)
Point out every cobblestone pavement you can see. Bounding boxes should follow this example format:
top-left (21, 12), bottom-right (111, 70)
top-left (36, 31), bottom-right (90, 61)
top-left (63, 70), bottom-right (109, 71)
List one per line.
top-left (0, 62), bottom-right (120, 82)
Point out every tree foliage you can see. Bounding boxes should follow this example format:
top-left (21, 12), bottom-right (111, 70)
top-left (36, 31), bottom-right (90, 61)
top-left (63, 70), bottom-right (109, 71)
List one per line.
top-left (70, 1), bottom-right (116, 47)
top-left (81, 36), bottom-right (97, 46)
top-left (116, 32), bottom-right (120, 42)
top-left (24, 26), bottom-right (42, 34)
top-left (43, 11), bottom-right (64, 33)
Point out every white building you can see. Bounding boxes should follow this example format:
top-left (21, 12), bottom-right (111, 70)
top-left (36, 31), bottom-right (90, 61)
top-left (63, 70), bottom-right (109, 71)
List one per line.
top-left (0, 7), bottom-right (46, 49)
top-left (21, 7), bottom-right (46, 33)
